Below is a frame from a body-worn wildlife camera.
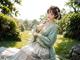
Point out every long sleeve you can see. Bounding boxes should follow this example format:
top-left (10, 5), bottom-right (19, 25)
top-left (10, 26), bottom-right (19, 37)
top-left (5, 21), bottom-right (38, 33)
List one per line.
top-left (37, 24), bottom-right (57, 47)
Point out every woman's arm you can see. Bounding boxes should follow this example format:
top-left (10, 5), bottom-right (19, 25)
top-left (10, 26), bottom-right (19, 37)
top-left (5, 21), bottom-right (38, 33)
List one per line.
top-left (34, 25), bottom-right (57, 47)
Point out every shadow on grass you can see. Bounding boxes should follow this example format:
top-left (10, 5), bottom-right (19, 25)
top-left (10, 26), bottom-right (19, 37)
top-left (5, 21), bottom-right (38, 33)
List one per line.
top-left (0, 31), bottom-right (31, 48)
top-left (54, 35), bottom-right (80, 60)
top-left (0, 41), bottom-right (18, 48)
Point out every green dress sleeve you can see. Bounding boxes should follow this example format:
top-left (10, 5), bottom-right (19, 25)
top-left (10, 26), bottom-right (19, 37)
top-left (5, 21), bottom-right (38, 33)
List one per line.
top-left (37, 24), bottom-right (57, 47)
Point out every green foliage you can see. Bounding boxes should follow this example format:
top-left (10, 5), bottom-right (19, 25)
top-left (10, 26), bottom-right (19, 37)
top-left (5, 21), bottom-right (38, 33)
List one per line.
top-left (58, 14), bottom-right (69, 34)
top-left (55, 35), bottom-right (80, 60)
top-left (66, 0), bottom-right (80, 12)
top-left (39, 14), bottom-right (47, 21)
top-left (58, 12), bottom-right (80, 40)
top-left (23, 19), bottom-right (39, 30)
top-left (0, 13), bottom-right (21, 41)
top-left (0, 0), bottom-right (21, 16)
top-left (23, 20), bottom-right (29, 30)
top-left (62, 12), bottom-right (80, 40)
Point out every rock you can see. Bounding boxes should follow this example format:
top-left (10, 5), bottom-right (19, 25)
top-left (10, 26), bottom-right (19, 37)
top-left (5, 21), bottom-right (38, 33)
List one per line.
top-left (69, 44), bottom-right (80, 60)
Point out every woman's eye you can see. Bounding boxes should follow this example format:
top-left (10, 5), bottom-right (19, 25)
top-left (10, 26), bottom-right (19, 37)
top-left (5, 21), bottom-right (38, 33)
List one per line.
top-left (51, 13), bottom-right (54, 15)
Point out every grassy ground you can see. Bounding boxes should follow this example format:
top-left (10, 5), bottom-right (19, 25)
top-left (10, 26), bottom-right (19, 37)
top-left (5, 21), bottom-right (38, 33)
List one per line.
top-left (0, 31), bottom-right (32, 48)
top-left (55, 35), bottom-right (80, 60)
top-left (0, 31), bottom-right (80, 60)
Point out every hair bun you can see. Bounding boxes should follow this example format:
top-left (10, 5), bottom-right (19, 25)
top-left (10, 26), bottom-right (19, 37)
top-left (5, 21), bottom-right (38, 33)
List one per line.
top-left (47, 6), bottom-right (61, 20)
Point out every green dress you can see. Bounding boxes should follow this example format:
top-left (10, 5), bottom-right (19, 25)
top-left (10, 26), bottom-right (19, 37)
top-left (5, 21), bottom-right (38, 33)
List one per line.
top-left (14, 20), bottom-right (58, 60)
top-left (36, 21), bottom-right (58, 60)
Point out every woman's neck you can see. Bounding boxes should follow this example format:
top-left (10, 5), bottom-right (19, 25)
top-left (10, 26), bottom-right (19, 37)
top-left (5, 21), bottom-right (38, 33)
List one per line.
top-left (47, 19), bottom-right (56, 24)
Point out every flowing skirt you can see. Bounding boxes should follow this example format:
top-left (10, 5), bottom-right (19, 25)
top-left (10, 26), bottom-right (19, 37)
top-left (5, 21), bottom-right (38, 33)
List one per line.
top-left (14, 42), bottom-right (50, 60)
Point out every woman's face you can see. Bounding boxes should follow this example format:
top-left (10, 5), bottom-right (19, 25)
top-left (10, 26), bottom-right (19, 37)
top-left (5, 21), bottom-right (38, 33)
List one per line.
top-left (47, 10), bottom-right (55, 21)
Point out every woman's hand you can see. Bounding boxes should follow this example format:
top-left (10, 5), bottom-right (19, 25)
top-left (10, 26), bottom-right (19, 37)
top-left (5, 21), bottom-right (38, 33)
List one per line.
top-left (33, 32), bottom-right (41, 37)
top-left (33, 32), bottom-right (38, 36)
top-left (36, 23), bottom-right (44, 32)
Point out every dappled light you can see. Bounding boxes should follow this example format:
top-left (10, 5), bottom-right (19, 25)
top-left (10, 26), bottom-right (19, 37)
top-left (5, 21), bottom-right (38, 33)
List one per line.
top-left (0, 0), bottom-right (80, 60)
top-left (54, 35), bottom-right (80, 60)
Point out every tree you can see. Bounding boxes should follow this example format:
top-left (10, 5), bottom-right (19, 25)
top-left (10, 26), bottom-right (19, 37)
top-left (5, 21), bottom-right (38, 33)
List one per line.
top-left (0, 0), bottom-right (21, 16)
top-left (66, 0), bottom-right (80, 12)
top-left (39, 14), bottom-right (47, 21)
top-left (23, 20), bottom-right (29, 30)
top-left (75, 0), bottom-right (80, 5)
top-left (61, 8), bottom-right (66, 16)
top-left (31, 19), bottom-right (39, 28)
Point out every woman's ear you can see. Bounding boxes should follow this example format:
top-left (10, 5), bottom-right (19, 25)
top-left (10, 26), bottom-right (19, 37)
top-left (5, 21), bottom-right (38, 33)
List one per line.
top-left (54, 15), bottom-right (58, 19)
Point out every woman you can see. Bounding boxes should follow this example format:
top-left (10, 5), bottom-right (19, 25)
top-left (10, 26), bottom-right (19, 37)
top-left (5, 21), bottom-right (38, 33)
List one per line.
top-left (14, 6), bottom-right (61, 60)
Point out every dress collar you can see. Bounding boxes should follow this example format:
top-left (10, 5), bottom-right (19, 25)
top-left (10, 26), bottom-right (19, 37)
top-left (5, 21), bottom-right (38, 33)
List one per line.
top-left (47, 19), bottom-right (56, 25)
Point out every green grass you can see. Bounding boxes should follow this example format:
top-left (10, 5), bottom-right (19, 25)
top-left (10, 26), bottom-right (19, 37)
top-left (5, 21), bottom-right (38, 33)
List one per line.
top-left (54, 35), bottom-right (80, 60)
top-left (0, 31), bottom-right (32, 48)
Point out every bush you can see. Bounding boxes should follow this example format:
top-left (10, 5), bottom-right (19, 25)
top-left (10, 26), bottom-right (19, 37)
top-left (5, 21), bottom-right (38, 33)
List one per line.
top-left (58, 14), bottom-right (69, 34)
top-left (0, 13), bottom-right (21, 41)
top-left (62, 12), bottom-right (80, 40)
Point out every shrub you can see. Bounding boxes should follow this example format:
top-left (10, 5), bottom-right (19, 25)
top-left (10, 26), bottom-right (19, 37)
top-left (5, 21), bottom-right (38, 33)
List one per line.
top-left (57, 14), bottom-right (69, 34)
top-left (63, 12), bottom-right (80, 40)
top-left (0, 13), bottom-right (21, 41)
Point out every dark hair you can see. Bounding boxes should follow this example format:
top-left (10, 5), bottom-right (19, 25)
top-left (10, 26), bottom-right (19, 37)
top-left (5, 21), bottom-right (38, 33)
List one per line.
top-left (47, 6), bottom-right (61, 20)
